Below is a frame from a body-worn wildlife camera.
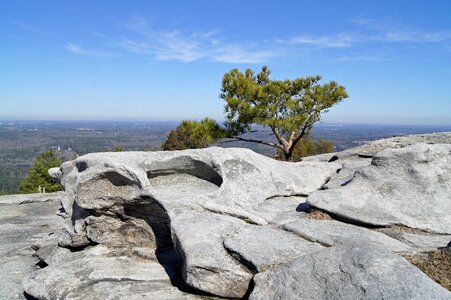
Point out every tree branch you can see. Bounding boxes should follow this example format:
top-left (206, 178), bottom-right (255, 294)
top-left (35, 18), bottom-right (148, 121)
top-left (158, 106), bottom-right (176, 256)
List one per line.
top-left (288, 131), bottom-right (296, 146)
top-left (291, 121), bottom-right (312, 148)
top-left (248, 129), bottom-right (272, 134)
top-left (219, 136), bottom-right (283, 150)
top-left (271, 127), bottom-right (289, 149)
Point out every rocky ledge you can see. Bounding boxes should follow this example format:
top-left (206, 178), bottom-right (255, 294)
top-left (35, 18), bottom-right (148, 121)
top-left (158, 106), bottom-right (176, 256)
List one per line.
top-left (1, 133), bottom-right (450, 299)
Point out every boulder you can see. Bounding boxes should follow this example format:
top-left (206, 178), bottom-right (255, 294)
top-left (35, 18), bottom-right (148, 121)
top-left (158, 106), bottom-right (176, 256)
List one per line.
top-left (171, 212), bottom-right (252, 298)
top-left (57, 147), bottom-right (340, 225)
top-left (27, 147), bottom-right (338, 298)
top-left (307, 144), bottom-right (451, 233)
top-left (250, 242), bottom-right (450, 300)
top-left (48, 167), bottom-right (62, 183)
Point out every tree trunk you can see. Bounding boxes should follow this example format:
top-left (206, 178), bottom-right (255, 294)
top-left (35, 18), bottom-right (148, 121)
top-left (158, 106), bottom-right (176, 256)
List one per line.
top-left (282, 146), bottom-right (294, 161)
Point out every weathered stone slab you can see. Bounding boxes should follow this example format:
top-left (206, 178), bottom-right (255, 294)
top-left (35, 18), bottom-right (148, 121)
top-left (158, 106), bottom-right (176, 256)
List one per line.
top-left (308, 144), bottom-right (451, 233)
top-left (0, 194), bottom-right (63, 300)
top-left (330, 132), bottom-right (451, 162)
top-left (300, 152), bottom-right (336, 162)
top-left (224, 225), bottom-right (321, 272)
top-left (324, 158), bottom-right (372, 189)
top-left (399, 233), bottom-right (451, 251)
top-left (23, 254), bottom-right (174, 299)
top-left (171, 212), bottom-right (252, 298)
top-left (0, 191), bottom-right (63, 205)
top-left (65, 281), bottom-right (202, 300)
top-left (283, 218), bottom-right (410, 252)
top-left (254, 196), bottom-right (307, 225)
top-left (250, 242), bottom-right (450, 300)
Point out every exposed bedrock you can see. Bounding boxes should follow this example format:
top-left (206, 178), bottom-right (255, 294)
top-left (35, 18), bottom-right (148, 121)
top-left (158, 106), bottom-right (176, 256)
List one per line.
top-left (0, 193), bottom-right (64, 300)
top-left (307, 143), bottom-right (451, 233)
top-left (329, 132), bottom-right (451, 162)
top-left (15, 134), bottom-right (451, 299)
top-left (23, 147), bottom-right (340, 299)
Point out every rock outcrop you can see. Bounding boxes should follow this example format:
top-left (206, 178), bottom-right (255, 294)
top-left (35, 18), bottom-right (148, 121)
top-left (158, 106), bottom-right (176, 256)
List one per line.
top-left (308, 143), bottom-right (451, 233)
top-left (329, 132), bottom-right (451, 162)
top-left (25, 147), bottom-right (341, 299)
top-left (0, 192), bottom-right (64, 300)
top-left (0, 132), bottom-right (449, 299)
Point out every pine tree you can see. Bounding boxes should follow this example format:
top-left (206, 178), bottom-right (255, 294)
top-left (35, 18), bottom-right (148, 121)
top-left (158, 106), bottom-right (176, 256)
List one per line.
top-left (18, 150), bottom-right (63, 194)
top-left (221, 66), bottom-right (347, 160)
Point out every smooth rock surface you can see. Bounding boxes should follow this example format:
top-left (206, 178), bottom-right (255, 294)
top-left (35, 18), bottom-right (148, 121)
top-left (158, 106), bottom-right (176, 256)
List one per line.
top-left (22, 248), bottom-right (178, 299)
top-left (301, 152), bottom-right (336, 162)
top-left (324, 158), bottom-right (372, 189)
top-left (171, 212), bottom-right (252, 298)
top-left (283, 218), bottom-right (410, 252)
top-left (330, 132), bottom-right (451, 162)
top-left (224, 225), bottom-right (321, 272)
top-left (0, 191), bottom-right (63, 205)
top-left (0, 193), bottom-right (63, 300)
top-left (64, 281), bottom-right (201, 300)
top-left (399, 233), bottom-right (451, 252)
top-left (308, 144), bottom-right (451, 233)
top-left (254, 196), bottom-right (307, 225)
top-left (250, 242), bottom-right (450, 300)
top-left (48, 167), bottom-right (62, 183)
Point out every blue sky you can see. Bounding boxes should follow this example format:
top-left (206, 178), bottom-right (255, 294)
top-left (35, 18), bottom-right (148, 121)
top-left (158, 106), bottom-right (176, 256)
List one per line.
top-left (1, 1), bottom-right (450, 125)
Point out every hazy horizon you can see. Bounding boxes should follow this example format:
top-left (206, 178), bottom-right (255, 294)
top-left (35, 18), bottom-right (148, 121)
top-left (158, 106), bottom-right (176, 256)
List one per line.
top-left (2, 119), bottom-right (451, 128)
top-left (1, 1), bottom-right (451, 125)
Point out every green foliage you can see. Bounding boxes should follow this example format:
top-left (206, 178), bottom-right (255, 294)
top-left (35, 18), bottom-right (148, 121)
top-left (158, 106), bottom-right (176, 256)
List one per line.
top-left (221, 66), bottom-right (348, 160)
top-left (162, 118), bottom-right (227, 150)
top-left (114, 146), bottom-right (123, 152)
top-left (17, 150), bottom-right (63, 194)
top-left (276, 134), bottom-right (334, 161)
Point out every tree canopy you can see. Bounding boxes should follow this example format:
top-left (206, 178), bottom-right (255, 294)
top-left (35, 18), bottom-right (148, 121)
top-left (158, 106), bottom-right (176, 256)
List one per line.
top-left (17, 150), bottom-right (63, 194)
top-left (162, 117), bottom-right (227, 150)
top-left (221, 66), bottom-right (348, 160)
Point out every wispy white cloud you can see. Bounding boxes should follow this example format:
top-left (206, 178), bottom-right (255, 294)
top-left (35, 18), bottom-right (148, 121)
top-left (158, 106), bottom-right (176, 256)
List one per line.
top-left (351, 16), bottom-right (451, 43)
top-left (115, 16), bottom-right (276, 63)
top-left (116, 39), bottom-right (153, 54)
top-left (212, 45), bottom-right (275, 63)
top-left (64, 43), bottom-right (115, 57)
top-left (379, 30), bottom-right (451, 43)
top-left (279, 17), bottom-right (451, 49)
top-left (152, 30), bottom-right (206, 62)
top-left (279, 33), bottom-right (360, 48)
top-left (81, 15), bottom-right (450, 63)
top-left (328, 50), bottom-right (400, 62)
top-left (3, 19), bottom-right (48, 35)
